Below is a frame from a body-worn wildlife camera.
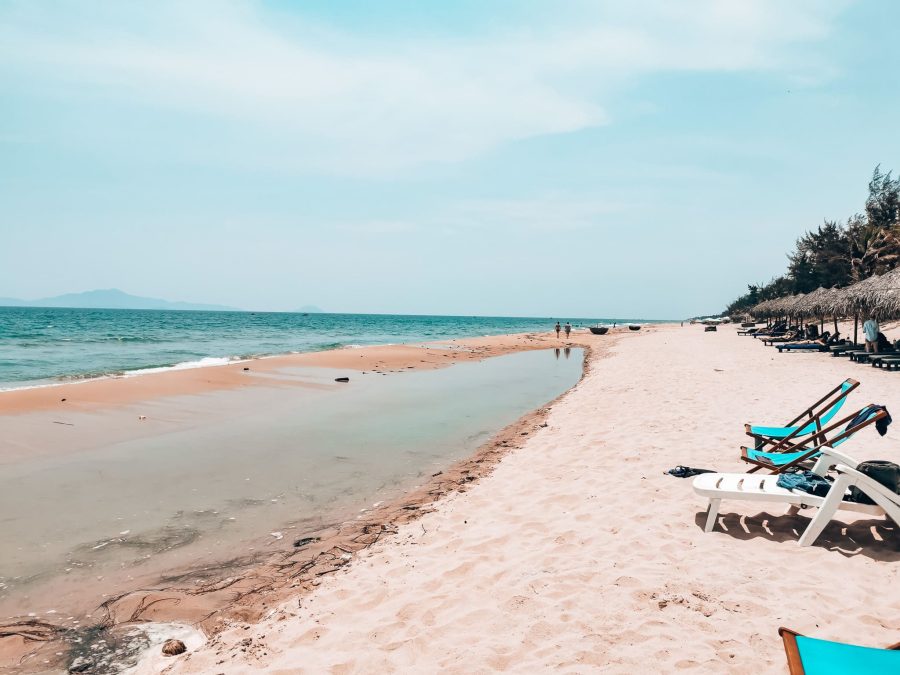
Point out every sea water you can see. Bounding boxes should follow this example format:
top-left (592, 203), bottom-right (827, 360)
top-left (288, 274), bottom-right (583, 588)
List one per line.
top-left (0, 306), bottom-right (657, 388)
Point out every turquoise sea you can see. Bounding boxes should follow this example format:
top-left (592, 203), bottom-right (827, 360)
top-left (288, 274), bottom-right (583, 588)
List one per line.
top-left (0, 306), bottom-right (663, 388)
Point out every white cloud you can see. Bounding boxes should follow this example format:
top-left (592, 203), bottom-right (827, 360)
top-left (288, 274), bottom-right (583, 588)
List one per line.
top-left (0, 0), bottom-right (847, 172)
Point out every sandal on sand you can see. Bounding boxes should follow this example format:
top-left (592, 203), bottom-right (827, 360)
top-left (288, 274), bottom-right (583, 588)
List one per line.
top-left (666, 466), bottom-right (714, 478)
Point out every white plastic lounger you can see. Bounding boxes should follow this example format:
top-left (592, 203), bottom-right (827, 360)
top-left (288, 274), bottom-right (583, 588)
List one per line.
top-left (693, 472), bottom-right (882, 537)
top-left (693, 457), bottom-right (900, 546)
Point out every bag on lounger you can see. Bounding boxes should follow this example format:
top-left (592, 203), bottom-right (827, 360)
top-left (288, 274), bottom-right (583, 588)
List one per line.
top-left (846, 461), bottom-right (900, 505)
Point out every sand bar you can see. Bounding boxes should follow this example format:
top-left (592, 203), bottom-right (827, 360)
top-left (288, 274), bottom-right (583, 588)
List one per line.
top-left (0, 332), bottom-right (584, 417)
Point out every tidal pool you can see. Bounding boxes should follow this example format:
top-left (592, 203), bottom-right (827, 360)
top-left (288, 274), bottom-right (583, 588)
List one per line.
top-left (0, 348), bottom-right (583, 619)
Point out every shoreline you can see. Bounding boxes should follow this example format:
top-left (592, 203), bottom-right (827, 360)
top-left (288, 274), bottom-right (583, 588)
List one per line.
top-left (0, 331), bottom-right (616, 417)
top-left (0, 330), bottom-right (617, 672)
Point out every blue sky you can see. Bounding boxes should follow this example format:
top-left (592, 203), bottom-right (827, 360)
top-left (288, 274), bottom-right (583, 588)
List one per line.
top-left (2, 0), bottom-right (899, 317)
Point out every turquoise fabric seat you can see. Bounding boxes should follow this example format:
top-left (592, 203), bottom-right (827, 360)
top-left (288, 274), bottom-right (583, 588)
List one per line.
top-left (746, 404), bottom-right (882, 469)
top-left (793, 635), bottom-right (900, 674)
top-left (744, 448), bottom-right (816, 466)
top-left (749, 381), bottom-right (853, 438)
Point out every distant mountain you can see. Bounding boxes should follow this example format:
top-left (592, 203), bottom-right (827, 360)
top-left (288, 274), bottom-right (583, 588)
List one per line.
top-left (296, 305), bottom-right (325, 313)
top-left (0, 289), bottom-right (240, 312)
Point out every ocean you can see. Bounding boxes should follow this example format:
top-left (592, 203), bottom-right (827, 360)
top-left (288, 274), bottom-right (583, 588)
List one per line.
top-left (0, 306), bottom-right (661, 389)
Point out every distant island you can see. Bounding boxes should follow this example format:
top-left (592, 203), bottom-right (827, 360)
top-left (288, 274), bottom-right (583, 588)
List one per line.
top-left (0, 289), bottom-right (240, 312)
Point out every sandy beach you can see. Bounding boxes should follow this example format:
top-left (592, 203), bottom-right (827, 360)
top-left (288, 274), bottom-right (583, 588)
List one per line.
top-left (3, 323), bottom-right (900, 673)
top-left (134, 323), bottom-right (900, 674)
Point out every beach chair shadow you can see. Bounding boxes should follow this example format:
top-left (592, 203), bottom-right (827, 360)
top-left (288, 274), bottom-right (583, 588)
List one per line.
top-left (692, 510), bottom-right (900, 561)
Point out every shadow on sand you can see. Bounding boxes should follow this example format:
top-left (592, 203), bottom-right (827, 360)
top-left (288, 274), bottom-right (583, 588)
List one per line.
top-left (694, 510), bottom-right (900, 562)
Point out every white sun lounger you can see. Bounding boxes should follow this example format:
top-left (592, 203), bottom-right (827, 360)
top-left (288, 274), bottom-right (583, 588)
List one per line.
top-left (693, 455), bottom-right (900, 546)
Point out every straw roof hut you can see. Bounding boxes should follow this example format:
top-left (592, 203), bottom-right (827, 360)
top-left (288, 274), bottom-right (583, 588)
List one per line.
top-left (794, 286), bottom-right (844, 319)
top-left (794, 287), bottom-right (826, 318)
top-left (777, 293), bottom-right (805, 317)
top-left (747, 268), bottom-right (900, 324)
top-left (859, 266), bottom-right (900, 320)
top-left (835, 267), bottom-right (900, 319)
top-left (749, 298), bottom-right (773, 318)
top-left (750, 294), bottom-right (805, 320)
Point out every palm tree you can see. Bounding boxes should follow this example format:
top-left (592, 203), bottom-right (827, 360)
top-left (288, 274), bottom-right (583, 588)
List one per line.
top-left (846, 214), bottom-right (900, 281)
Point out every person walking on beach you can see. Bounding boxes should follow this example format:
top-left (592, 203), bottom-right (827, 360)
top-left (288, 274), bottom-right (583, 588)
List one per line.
top-left (863, 316), bottom-right (880, 352)
top-left (555, 322), bottom-right (561, 338)
top-left (564, 322), bottom-right (571, 338)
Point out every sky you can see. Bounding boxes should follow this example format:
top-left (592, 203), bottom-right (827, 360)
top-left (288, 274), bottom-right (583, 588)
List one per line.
top-left (2, 0), bottom-right (899, 318)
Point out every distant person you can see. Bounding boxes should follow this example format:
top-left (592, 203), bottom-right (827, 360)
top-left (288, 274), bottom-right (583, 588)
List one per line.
top-left (863, 316), bottom-right (879, 353)
top-left (564, 322), bottom-right (571, 338)
top-left (554, 322), bottom-right (561, 338)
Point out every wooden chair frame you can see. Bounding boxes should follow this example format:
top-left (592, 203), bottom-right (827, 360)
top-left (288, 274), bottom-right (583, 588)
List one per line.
top-left (744, 379), bottom-right (859, 454)
top-left (741, 404), bottom-right (887, 474)
top-left (779, 627), bottom-right (900, 674)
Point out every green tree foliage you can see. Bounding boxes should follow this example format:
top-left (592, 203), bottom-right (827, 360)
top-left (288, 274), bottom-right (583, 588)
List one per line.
top-left (866, 165), bottom-right (900, 231)
top-left (725, 276), bottom-right (792, 316)
top-left (846, 213), bottom-right (900, 280)
top-left (726, 165), bottom-right (900, 316)
top-left (787, 220), bottom-right (852, 292)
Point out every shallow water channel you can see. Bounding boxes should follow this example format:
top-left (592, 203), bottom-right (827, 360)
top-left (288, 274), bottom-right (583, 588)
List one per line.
top-left (0, 348), bottom-right (583, 620)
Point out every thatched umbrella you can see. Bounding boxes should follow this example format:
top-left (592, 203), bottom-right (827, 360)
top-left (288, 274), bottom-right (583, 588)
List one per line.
top-left (749, 298), bottom-right (775, 320)
top-left (794, 287), bottom-right (826, 332)
top-left (836, 274), bottom-right (881, 317)
top-left (779, 293), bottom-right (806, 326)
top-left (855, 266), bottom-right (900, 321)
top-left (794, 286), bottom-right (846, 334)
top-left (834, 268), bottom-right (900, 341)
top-left (794, 287), bottom-right (826, 318)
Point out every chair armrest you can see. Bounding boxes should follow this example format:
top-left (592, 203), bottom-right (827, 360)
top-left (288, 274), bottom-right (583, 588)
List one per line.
top-left (815, 448), bottom-right (860, 470)
top-left (810, 447), bottom-right (859, 476)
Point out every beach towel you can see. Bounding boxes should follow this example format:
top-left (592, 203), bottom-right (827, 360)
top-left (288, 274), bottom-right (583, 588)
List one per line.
top-left (776, 470), bottom-right (833, 498)
top-left (846, 405), bottom-right (892, 437)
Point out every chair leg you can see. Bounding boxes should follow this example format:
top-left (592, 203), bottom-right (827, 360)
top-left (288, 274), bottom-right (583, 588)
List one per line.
top-left (785, 505), bottom-right (800, 516)
top-left (798, 476), bottom-right (850, 546)
top-left (705, 499), bottom-right (721, 533)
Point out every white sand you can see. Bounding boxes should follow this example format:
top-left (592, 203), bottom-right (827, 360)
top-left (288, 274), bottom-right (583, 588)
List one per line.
top-left (153, 325), bottom-right (900, 674)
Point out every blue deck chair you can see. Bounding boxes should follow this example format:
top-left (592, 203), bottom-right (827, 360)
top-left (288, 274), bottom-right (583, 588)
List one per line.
top-left (779, 628), bottom-right (900, 674)
top-left (745, 379), bottom-right (858, 453)
top-left (741, 404), bottom-right (890, 474)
